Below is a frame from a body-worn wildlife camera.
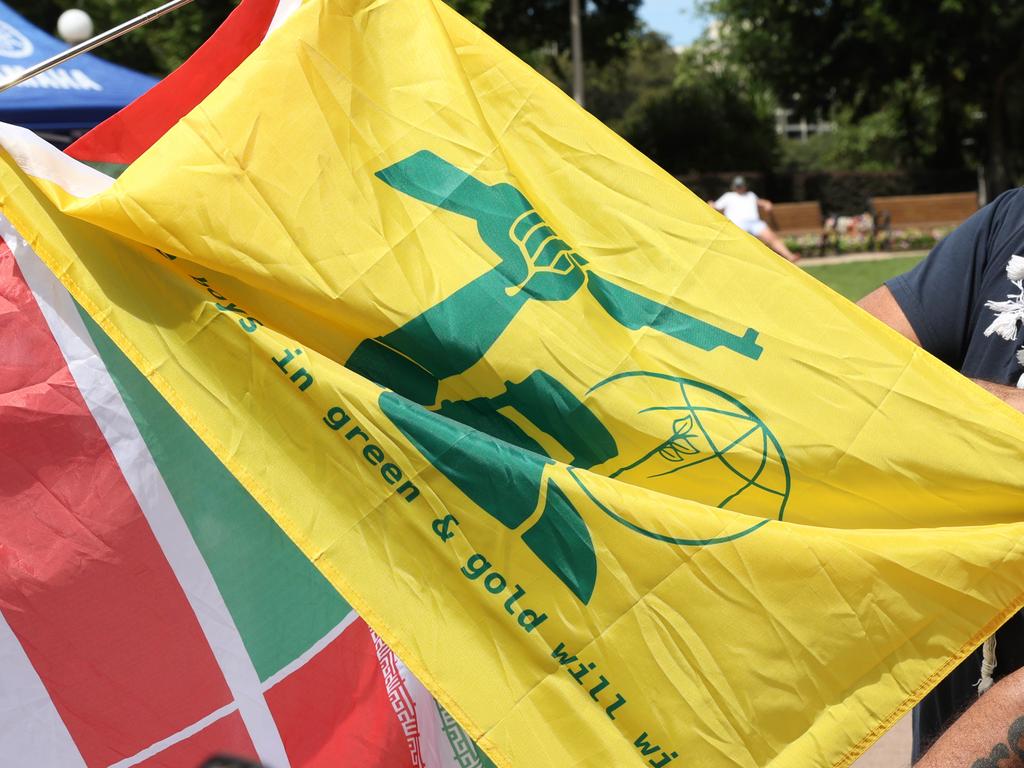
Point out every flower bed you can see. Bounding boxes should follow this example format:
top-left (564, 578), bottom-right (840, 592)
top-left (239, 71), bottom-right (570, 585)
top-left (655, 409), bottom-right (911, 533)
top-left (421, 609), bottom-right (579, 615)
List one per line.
top-left (784, 214), bottom-right (954, 257)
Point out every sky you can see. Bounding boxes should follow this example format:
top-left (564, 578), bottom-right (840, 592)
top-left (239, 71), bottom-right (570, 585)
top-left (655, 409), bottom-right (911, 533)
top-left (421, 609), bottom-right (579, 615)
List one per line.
top-left (638, 0), bottom-right (709, 47)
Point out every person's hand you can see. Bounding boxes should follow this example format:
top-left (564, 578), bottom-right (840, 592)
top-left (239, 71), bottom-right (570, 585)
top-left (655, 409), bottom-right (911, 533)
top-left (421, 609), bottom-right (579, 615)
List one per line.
top-left (972, 379), bottom-right (1024, 414)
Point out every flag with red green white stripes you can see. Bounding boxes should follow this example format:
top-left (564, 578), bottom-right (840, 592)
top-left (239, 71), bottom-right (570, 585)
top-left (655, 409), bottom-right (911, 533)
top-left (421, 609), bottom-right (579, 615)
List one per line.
top-left (0, 220), bottom-right (494, 767)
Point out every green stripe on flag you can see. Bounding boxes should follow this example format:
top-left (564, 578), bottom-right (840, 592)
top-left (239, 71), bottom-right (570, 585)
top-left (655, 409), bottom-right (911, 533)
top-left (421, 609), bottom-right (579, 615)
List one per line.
top-left (80, 161), bottom-right (129, 179)
top-left (77, 307), bottom-right (353, 681)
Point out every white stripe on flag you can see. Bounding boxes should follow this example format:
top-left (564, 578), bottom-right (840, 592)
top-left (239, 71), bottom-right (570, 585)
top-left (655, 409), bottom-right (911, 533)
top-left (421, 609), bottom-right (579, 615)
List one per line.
top-left (0, 123), bottom-right (113, 197)
top-left (265, 0), bottom-right (305, 37)
top-left (3, 218), bottom-right (291, 768)
top-left (108, 703), bottom-right (237, 768)
top-left (260, 611), bottom-right (362, 692)
top-left (0, 611), bottom-right (87, 767)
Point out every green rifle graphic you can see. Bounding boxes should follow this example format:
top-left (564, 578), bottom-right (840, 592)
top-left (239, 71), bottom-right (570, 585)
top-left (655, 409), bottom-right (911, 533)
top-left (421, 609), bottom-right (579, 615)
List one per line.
top-left (347, 151), bottom-right (764, 603)
top-left (348, 150), bottom-right (762, 407)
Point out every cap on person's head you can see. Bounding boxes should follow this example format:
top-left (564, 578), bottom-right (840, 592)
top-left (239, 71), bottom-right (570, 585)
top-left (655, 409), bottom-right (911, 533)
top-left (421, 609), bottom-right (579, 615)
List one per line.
top-left (731, 175), bottom-right (747, 190)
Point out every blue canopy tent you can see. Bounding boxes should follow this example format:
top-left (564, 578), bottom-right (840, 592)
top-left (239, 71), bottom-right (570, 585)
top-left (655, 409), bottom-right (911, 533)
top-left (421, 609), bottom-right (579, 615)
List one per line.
top-left (0, 2), bottom-right (158, 135)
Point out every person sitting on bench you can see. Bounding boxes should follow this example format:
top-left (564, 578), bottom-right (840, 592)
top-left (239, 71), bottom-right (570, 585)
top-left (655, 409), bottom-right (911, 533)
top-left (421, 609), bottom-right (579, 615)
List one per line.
top-left (710, 176), bottom-right (799, 262)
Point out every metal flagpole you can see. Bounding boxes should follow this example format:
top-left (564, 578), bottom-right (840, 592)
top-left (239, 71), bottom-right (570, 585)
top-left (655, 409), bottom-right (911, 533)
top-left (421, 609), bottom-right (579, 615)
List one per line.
top-left (569, 0), bottom-right (584, 107)
top-left (0, 0), bottom-right (197, 95)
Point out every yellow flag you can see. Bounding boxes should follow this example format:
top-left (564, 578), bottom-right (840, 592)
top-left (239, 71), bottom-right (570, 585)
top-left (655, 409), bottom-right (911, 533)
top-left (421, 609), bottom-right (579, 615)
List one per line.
top-left (5, 1), bottom-right (1024, 765)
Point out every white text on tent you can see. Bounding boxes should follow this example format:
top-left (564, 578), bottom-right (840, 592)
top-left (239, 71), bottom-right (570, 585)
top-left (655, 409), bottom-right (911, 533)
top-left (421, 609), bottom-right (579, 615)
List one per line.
top-left (1, 64), bottom-right (102, 91)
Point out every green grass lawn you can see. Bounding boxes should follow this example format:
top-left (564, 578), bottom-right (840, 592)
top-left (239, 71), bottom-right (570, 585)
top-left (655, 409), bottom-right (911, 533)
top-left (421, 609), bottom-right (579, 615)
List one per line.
top-left (802, 254), bottom-right (926, 301)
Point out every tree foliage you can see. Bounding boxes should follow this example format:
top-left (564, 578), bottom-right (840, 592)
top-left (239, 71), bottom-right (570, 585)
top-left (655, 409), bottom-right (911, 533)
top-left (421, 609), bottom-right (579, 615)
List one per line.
top-left (481, 0), bottom-right (640, 68)
top-left (705, 0), bottom-right (1024, 191)
top-left (616, 43), bottom-right (778, 174)
top-left (534, 30), bottom-right (778, 174)
top-left (780, 84), bottom-right (943, 174)
top-left (584, 30), bottom-right (677, 125)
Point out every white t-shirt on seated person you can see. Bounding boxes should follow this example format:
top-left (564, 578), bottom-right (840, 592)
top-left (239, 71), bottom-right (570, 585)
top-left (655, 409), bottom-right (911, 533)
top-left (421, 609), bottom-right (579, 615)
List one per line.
top-left (714, 191), bottom-right (761, 226)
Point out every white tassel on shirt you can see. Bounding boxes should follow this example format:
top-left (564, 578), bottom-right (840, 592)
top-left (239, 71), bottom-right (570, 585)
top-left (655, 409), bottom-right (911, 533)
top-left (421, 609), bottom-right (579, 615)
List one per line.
top-left (977, 635), bottom-right (997, 695)
top-left (1007, 254), bottom-right (1024, 281)
top-left (984, 255), bottom-right (1024, 342)
top-left (985, 304), bottom-right (1024, 340)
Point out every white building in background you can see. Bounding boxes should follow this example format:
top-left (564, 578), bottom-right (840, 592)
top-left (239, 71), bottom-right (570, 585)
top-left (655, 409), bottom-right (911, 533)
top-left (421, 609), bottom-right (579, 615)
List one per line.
top-left (699, 19), bottom-right (836, 141)
top-left (774, 108), bottom-right (835, 140)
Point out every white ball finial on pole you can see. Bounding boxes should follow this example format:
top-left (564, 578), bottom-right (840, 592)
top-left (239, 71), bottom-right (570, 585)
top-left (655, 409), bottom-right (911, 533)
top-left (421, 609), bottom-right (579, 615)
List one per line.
top-left (57, 9), bottom-right (95, 45)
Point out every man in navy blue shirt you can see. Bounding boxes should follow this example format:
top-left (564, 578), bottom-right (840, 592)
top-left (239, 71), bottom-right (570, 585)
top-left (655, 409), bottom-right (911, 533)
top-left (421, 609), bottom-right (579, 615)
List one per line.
top-left (859, 189), bottom-right (1024, 761)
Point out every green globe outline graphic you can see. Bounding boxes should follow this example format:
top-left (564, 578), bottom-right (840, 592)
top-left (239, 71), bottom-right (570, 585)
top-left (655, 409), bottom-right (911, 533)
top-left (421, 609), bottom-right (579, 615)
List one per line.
top-left (568, 370), bottom-right (791, 546)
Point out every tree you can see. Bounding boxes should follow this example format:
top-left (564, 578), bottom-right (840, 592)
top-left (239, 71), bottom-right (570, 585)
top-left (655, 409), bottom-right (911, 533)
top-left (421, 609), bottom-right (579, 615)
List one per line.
top-left (780, 87), bottom-right (943, 174)
top-left (516, 27), bottom-right (776, 174)
top-left (584, 29), bottom-right (678, 125)
top-left (615, 46), bottom-right (778, 175)
top-left (482, 0), bottom-right (641, 68)
top-left (705, 0), bottom-right (1024, 193)
top-left (605, 31), bottom-right (778, 175)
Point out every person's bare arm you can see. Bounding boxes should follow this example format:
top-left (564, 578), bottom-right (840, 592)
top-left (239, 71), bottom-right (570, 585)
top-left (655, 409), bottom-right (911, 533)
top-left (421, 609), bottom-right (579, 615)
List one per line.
top-left (858, 285), bottom-right (921, 345)
top-left (968, 378), bottom-right (1024, 412)
top-left (757, 198), bottom-right (774, 213)
top-left (917, 666), bottom-right (1024, 767)
top-left (858, 285), bottom-right (1024, 413)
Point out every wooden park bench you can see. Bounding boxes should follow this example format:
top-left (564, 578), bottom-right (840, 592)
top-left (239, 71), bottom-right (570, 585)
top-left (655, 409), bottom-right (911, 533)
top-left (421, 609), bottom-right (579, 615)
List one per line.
top-left (765, 201), bottom-right (837, 258)
top-left (870, 191), bottom-right (978, 250)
